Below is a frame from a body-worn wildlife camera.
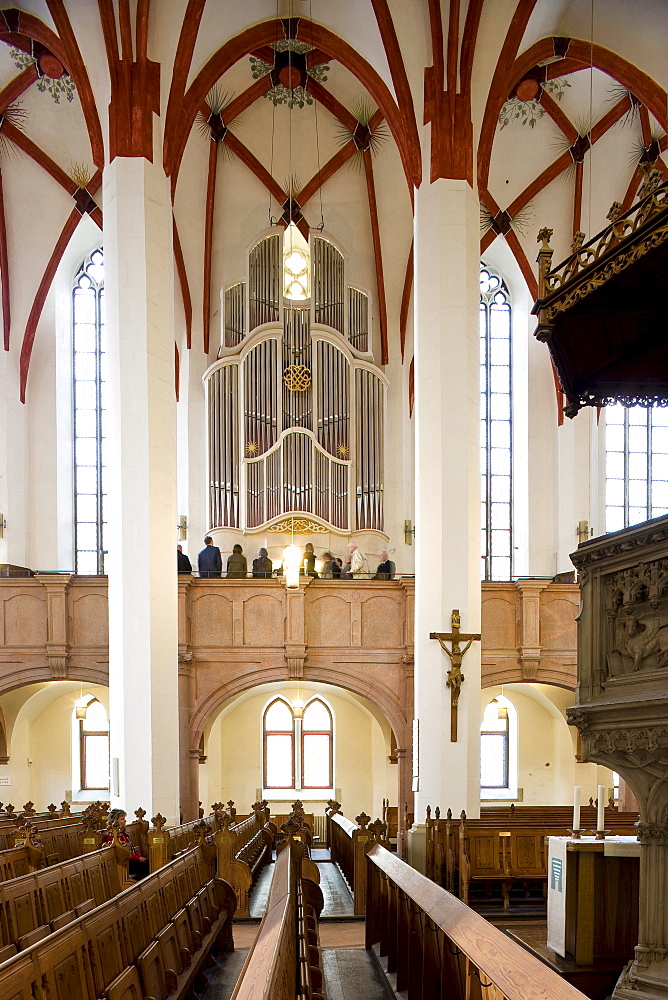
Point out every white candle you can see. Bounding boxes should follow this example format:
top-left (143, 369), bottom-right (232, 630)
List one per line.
top-left (573, 786), bottom-right (581, 831)
top-left (597, 784), bottom-right (606, 831)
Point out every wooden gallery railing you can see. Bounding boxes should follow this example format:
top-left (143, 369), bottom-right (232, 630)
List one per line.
top-left (231, 836), bottom-right (324, 1000)
top-left (366, 842), bottom-right (589, 1000)
top-left (325, 802), bottom-right (387, 916)
top-left (0, 844), bottom-right (236, 1000)
top-left (215, 800), bottom-right (275, 917)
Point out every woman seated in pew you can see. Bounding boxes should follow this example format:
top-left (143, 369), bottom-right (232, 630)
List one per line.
top-left (103, 808), bottom-right (149, 880)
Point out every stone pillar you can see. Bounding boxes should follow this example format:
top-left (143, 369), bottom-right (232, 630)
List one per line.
top-left (178, 653), bottom-right (194, 822)
top-left (104, 154), bottom-right (179, 824)
top-left (40, 574), bottom-right (74, 679)
top-left (410, 177), bottom-right (481, 870)
top-left (516, 579), bottom-right (549, 680)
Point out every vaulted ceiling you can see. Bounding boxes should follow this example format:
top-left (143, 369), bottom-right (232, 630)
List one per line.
top-left (0, 1), bottom-right (664, 405)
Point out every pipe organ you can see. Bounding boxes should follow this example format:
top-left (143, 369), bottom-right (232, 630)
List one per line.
top-left (208, 230), bottom-right (385, 537)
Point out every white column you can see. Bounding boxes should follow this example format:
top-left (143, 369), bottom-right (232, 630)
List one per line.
top-left (410, 177), bottom-right (481, 868)
top-left (104, 154), bottom-right (179, 823)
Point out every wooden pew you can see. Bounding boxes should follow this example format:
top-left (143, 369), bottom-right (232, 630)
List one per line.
top-left (0, 844), bottom-right (236, 1000)
top-left (230, 836), bottom-right (324, 1000)
top-left (0, 845), bottom-right (123, 949)
top-left (326, 804), bottom-right (388, 916)
top-left (426, 804), bottom-right (639, 909)
top-left (214, 802), bottom-right (275, 917)
top-left (365, 840), bottom-right (591, 1000)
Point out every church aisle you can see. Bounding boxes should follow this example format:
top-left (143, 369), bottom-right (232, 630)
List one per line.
top-left (322, 949), bottom-right (397, 1000)
top-left (318, 859), bottom-right (356, 919)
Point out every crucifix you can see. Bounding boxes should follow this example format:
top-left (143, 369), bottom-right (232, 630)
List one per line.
top-left (430, 610), bottom-right (481, 742)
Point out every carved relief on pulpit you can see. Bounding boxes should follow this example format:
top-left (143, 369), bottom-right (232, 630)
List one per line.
top-left (604, 559), bottom-right (668, 680)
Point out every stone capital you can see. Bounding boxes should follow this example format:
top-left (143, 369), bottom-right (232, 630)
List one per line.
top-left (47, 651), bottom-right (69, 679)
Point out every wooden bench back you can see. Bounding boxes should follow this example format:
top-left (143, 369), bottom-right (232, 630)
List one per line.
top-left (0, 845), bottom-right (234, 1000)
top-left (366, 843), bottom-right (590, 1000)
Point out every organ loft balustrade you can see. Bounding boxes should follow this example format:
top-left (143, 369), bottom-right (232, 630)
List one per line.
top-left (0, 572), bottom-right (578, 822)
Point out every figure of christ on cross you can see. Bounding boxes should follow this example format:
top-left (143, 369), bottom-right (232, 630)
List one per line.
top-left (430, 610), bottom-right (481, 742)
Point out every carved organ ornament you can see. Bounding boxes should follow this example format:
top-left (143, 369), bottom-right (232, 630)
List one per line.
top-left (206, 228), bottom-right (385, 536)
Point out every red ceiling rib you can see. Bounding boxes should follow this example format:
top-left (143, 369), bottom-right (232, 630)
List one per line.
top-left (308, 79), bottom-right (358, 131)
top-left (222, 77), bottom-right (273, 124)
top-left (540, 91), bottom-right (578, 143)
top-left (427, 0), bottom-right (444, 92)
top-left (2, 122), bottom-right (77, 194)
top-left (173, 216), bottom-right (192, 350)
top-left (164, 0), bottom-right (207, 184)
top-left (369, 0), bottom-right (421, 187)
top-left (459, 0), bottom-right (484, 100)
top-left (97, 0), bottom-right (119, 64)
top-left (446, 0), bottom-right (460, 97)
top-left (297, 143), bottom-right (357, 208)
top-left (505, 229), bottom-right (537, 301)
top-left (175, 342), bottom-right (180, 401)
top-left (0, 65), bottom-right (37, 110)
top-left (118, 0), bottom-right (134, 62)
top-left (505, 151), bottom-right (571, 220)
top-left (20, 208), bottom-right (83, 402)
top-left (639, 105), bottom-right (652, 148)
top-left (165, 19), bottom-right (420, 195)
top-left (477, 0), bottom-right (540, 192)
top-left (203, 139), bottom-right (218, 356)
top-left (224, 132), bottom-right (287, 207)
top-left (363, 149), bottom-right (388, 366)
top-left (621, 164), bottom-right (643, 212)
top-left (19, 171), bottom-right (102, 401)
top-left (44, 0), bottom-right (104, 168)
top-left (590, 96), bottom-right (631, 144)
top-left (136, 0), bottom-right (150, 63)
top-left (0, 165), bottom-right (9, 351)
top-left (399, 241), bottom-right (413, 363)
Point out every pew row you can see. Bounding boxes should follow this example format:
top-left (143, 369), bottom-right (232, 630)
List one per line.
top-left (214, 802), bottom-right (275, 917)
top-left (425, 804), bottom-right (640, 907)
top-left (325, 804), bottom-right (388, 916)
top-left (0, 844), bottom-right (124, 950)
top-left (230, 837), bottom-right (324, 999)
top-left (365, 842), bottom-right (590, 1000)
top-left (0, 845), bottom-right (236, 1000)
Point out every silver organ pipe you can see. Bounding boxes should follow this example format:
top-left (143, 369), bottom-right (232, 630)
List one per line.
top-left (313, 238), bottom-right (344, 333)
top-left (208, 363), bottom-right (239, 528)
top-left (249, 235), bottom-right (280, 331)
top-left (348, 287), bottom-right (369, 352)
top-left (355, 369), bottom-right (384, 531)
top-left (224, 282), bottom-right (246, 347)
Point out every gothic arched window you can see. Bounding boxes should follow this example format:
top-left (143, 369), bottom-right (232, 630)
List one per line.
top-left (73, 249), bottom-right (106, 574)
top-left (263, 696), bottom-right (333, 793)
top-left (480, 264), bottom-right (513, 581)
top-left (605, 404), bottom-right (668, 532)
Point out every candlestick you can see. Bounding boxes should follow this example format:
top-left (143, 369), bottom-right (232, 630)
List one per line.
top-left (573, 786), bottom-right (581, 833)
top-left (597, 784), bottom-right (605, 831)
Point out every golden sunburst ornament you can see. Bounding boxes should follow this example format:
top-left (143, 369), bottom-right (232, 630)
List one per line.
top-left (336, 443), bottom-right (349, 459)
top-left (246, 441), bottom-right (259, 456)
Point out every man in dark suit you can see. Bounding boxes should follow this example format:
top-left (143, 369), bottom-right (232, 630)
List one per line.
top-left (177, 545), bottom-right (192, 574)
top-left (374, 548), bottom-right (396, 580)
top-left (198, 536), bottom-right (222, 578)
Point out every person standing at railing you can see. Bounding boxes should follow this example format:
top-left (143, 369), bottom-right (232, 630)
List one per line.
top-left (227, 543), bottom-right (247, 578)
top-left (198, 536), bottom-right (222, 578)
top-left (303, 542), bottom-right (319, 578)
top-left (348, 540), bottom-right (369, 577)
top-left (374, 549), bottom-right (395, 580)
top-left (252, 547), bottom-right (273, 578)
top-left (177, 545), bottom-right (192, 574)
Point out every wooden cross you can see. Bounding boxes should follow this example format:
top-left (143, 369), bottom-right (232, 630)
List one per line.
top-left (430, 610), bottom-right (481, 742)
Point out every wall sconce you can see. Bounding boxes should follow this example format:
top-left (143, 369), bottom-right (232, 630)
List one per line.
top-left (0, 514), bottom-right (5, 538)
top-left (177, 515), bottom-right (188, 541)
top-left (292, 698), bottom-right (304, 719)
top-left (404, 519), bottom-right (415, 545)
top-left (75, 697), bottom-right (89, 720)
top-left (576, 520), bottom-right (592, 544)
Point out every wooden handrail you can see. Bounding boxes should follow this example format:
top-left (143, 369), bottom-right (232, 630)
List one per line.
top-left (366, 843), bottom-right (588, 1000)
top-left (230, 839), bottom-right (323, 1000)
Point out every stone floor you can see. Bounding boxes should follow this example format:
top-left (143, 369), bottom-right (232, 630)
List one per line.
top-left (322, 949), bottom-right (397, 1000)
top-left (318, 860), bottom-right (356, 919)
